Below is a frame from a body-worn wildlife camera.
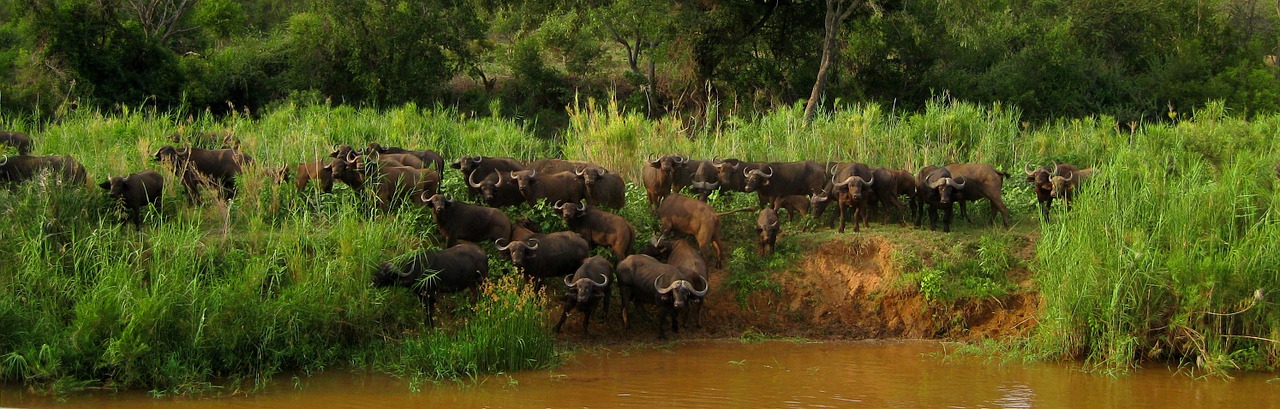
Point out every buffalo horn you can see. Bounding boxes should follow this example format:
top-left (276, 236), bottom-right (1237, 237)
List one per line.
top-left (471, 156), bottom-right (482, 163)
top-left (1051, 161), bottom-right (1061, 176)
top-left (177, 146), bottom-right (190, 155)
top-left (1062, 171), bottom-right (1075, 182)
top-left (509, 171), bottom-right (518, 180)
top-left (564, 274), bottom-right (576, 287)
top-left (554, 200), bottom-right (567, 210)
top-left (648, 153), bottom-right (659, 166)
top-left (468, 171), bottom-right (484, 188)
top-left (494, 171), bottom-right (506, 187)
top-left (0, 155), bottom-right (7, 166)
top-left (948, 177), bottom-right (967, 189)
top-left (576, 201), bottom-right (586, 211)
top-left (927, 177), bottom-right (945, 189)
top-left (675, 155), bottom-right (688, 164)
top-left (762, 166), bottom-right (774, 177)
top-left (689, 277), bottom-right (710, 297)
top-left (346, 150), bottom-right (357, 163)
top-left (649, 236), bottom-right (661, 247)
top-left (495, 238), bottom-right (511, 251)
top-left (527, 238), bottom-right (539, 250)
top-left (419, 191), bottom-right (431, 203)
top-left (863, 175), bottom-right (875, 187)
top-left (1024, 163), bottom-right (1037, 176)
top-left (574, 167), bottom-right (585, 176)
top-left (655, 274), bottom-right (671, 294)
top-left (592, 273), bottom-right (609, 287)
top-left (744, 167), bottom-right (753, 178)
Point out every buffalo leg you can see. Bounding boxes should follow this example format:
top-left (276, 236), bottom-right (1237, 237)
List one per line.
top-left (942, 204), bottom-right (954, 233)
top-left (837, 203), bottom-right (847, 233)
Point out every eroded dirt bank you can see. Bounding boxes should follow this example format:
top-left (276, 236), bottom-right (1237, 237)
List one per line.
top-left (554, 231), bottom-right (1041, 345)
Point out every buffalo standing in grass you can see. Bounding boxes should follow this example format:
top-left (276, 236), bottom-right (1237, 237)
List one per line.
top-left (373, 166), bottom-right (440, 211)
top-left (820, 162), bottom-right (876, 233)
top-left (945, 163), bottom-right (1011, 228)
top-left (556, 200), bottom-right (636, 260)
top-left (575, 166), bottom-right (626, 209)
top-left (510, 169), bottom-right (586, 206)
top-left (655, 194), bottom-right (736, 267)
top-left (423, 194), bottom-right (513, 247)
top-left (771, 195), bottom-right (811, 221)
top-left (742, 160), bottom-right (826, 208)
top-left (554, 256), bottom-right (612, 335)
top-left (453, 156), bottom-right (526, 199)
top-left (686, 159), bottom-right (722, 201)
top-left (100, 170), bottom-right (164, 229)
top-left (1024, 162), bottom-right (1078, 222)
top-left (365, 143), bottom-right (445, 174)
top-left (496, 232), bottom-right (590, 292)
top-left (1050, 167), bottom-right (1097, 211)
top-left (642, 154), bottom-right (689, 207)
top-left (756, 208), bottom-right (781, 256)
top-left (870, 167), bottom-right (918, 226)
top-left (0, 154), bottom-right (87, 186)
top-left (152, 145), bottom-right (253, 202)
top-left (466, 170), bottom-right (525, 208)
top-left (915, 166), bottom-right (966, 232)
top-left (372, 243), bottom-right (488, 327)
top-left (1, 131), bottom-right (32, 155)
top-left (289, 159), bottom-right (335, 193)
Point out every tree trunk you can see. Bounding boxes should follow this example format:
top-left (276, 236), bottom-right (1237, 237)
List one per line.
top-left (804, 0), bottom-right (858, 124)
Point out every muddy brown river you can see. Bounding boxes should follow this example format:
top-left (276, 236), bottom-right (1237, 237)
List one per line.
top-left (1, 340), bottom-right (1275, 408)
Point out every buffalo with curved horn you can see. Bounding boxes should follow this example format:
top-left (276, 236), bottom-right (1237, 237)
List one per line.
top-left (554, 256), bottom-right (614, 335)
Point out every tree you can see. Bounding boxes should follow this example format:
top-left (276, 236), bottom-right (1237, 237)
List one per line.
top-left (803, 0), bottom-right (867, 123)
top-left (590, 0), bottom-right (676, 116)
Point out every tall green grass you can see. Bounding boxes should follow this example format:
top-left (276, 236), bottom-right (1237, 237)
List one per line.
top-left (3, 96), bottom-right (1278, 395)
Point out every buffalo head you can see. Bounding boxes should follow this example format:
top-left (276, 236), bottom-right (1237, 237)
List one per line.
top-left (926, 175), bottom-right (966, 204)
top-left (742, 166), bottom-right (775, 192)
top-left (832, 173), bottom-right (874, 204)
top-left (496, 238), bottom-right (540, 268)
top-left (564, 272), bottom-right (609, 304)
top-left (655, 273), bottom-right (709, 309)
top-left (555, 200), bottom-right (588, 220)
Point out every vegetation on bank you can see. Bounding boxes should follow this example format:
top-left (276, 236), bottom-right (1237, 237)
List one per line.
top-left (1, 98), bottom-right (1279, 394)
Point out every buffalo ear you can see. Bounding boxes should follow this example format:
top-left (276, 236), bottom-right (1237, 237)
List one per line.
top-left (99, 180), bottom-right (111, 190)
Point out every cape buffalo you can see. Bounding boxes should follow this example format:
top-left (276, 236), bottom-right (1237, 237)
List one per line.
top-left (615, 254), bottom-right (708, 339)
top-left (466, 170), bottom-right (525, 208)
top-left (291, 159), bottom-right (335, 193)
top-left (713, 158), bottom-right (767, 196)
top-left (372, 243), bottom-right (489, 327)
top-left (1050, 167), bottom-right (1097, 211)
top-left (365, 143), bottom-right (445, 174)
top-left (743, 161), bottom-right (826, 207)
top-left (686, 160), bottom-right (722, 201)
top-left (453, 156), bottom-right (526, 199)
top-left (510, 169), bottom-right (586, 206)
top-left (756, 207), bottom-right (781, 256)
top-left (424, 194), bottom-right (513, 247)
top-left (1, 131), bottom-right (32, 155)
top-left (574, 166), bottom-right (626, 209)
top-left (556, 200), bottom-right (636, 260)
top-left (945, 163), bottom-right (1011, 228)
top-left (870, 167), bottom-right (918, 225)
top-left (100, 169), bottom-right (164, 229)
top-left (642, 154), bottom-right (689, 207)
top-left (824, 162), bottom-right (875, 233)
top-left (1024, 162), bottom-right (1078, 222)
top-left (152, 145), bottom-right (253, 202)
top-left (916, 166), bottom-right (965, 232)
top-left (656, 194), bottom-right (744, 267)
top-left (0, 154), bottom-right (87, 186)
top-left (772, 195), bottom-right (811, 221)
top-left (496, 232), bottom-right (590, 292)
top-left (554, 256), bottom-right (612, 335)
top-left (374, 166), bottom-right (440, 211)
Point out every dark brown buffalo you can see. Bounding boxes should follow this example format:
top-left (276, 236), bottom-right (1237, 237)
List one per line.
top-left (365, 143), bottom-right (445, 174)
top-left (152, 145), bottom-right (253, 201)
top-left (1050, 167), bottom-right (1096, 211)
top-left (641, 154), bottom-right (689, 207)
top-left (915, 166), bottom-right (965, 232)
top-left (756, 208), bottom-right (781, 256)
top-left (372, 243), bottom-right (488, 327)
top-left (1, 131), bottom-right (32, 155)
top-left (686, 159), bottom-right (722, 201)
top-left (713, 158), bottom-right (767, 194)
top-left (823, 162), bottom-right (875, 233)
top-left (1024, 162), bottom-right (1078, 222)
top-left (615, 254), bottom-right (708, 339)
top-left (554, 256), bottom-right (612, 335)
top-left (328, 154), bottom-right (366, 193)
top-left (574, 166), bottom-right (626, 209)
top-left (495, 231), bottom-right (590, 291)
top-left (772, 195), bottom-right (811, 221)
top-left (743, 160), bottom-right (826, 207)
top-left (291, 159), bottom-right (335, 193)
top-left (424, 194), bottom-right (513, 247)
top-left (366, 152), bottom-right (427, 169)
top-left (870, 167), bottom-right (918, 225)
top-left (510, 169), bottom-right (586, 205)
top-left (641, 237), bottom-right (711, 328)
top-left (374, 166), bottom-right (440, 211)
top-left (655, 194), bottom-right (739, 267)
top-left (0, 154), bottom-right (88, 186)
top-left (452, 155), bottom-right (526, 199)
top-left (466, 170), bottom-right (525, 208)
top-left (945, 163), bottom-right (1011, 227)
top-left (555, 200), bottom-right (636, 260)
top-left (100, 170), bottom-right (164, 229)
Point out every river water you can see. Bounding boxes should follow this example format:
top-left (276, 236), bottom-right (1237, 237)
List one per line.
top-left (1, 340), bottom-right (1274, 408)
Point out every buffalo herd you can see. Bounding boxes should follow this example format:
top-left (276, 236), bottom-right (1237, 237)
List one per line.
top-left (5, 129), bottom-right (1125, 339)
